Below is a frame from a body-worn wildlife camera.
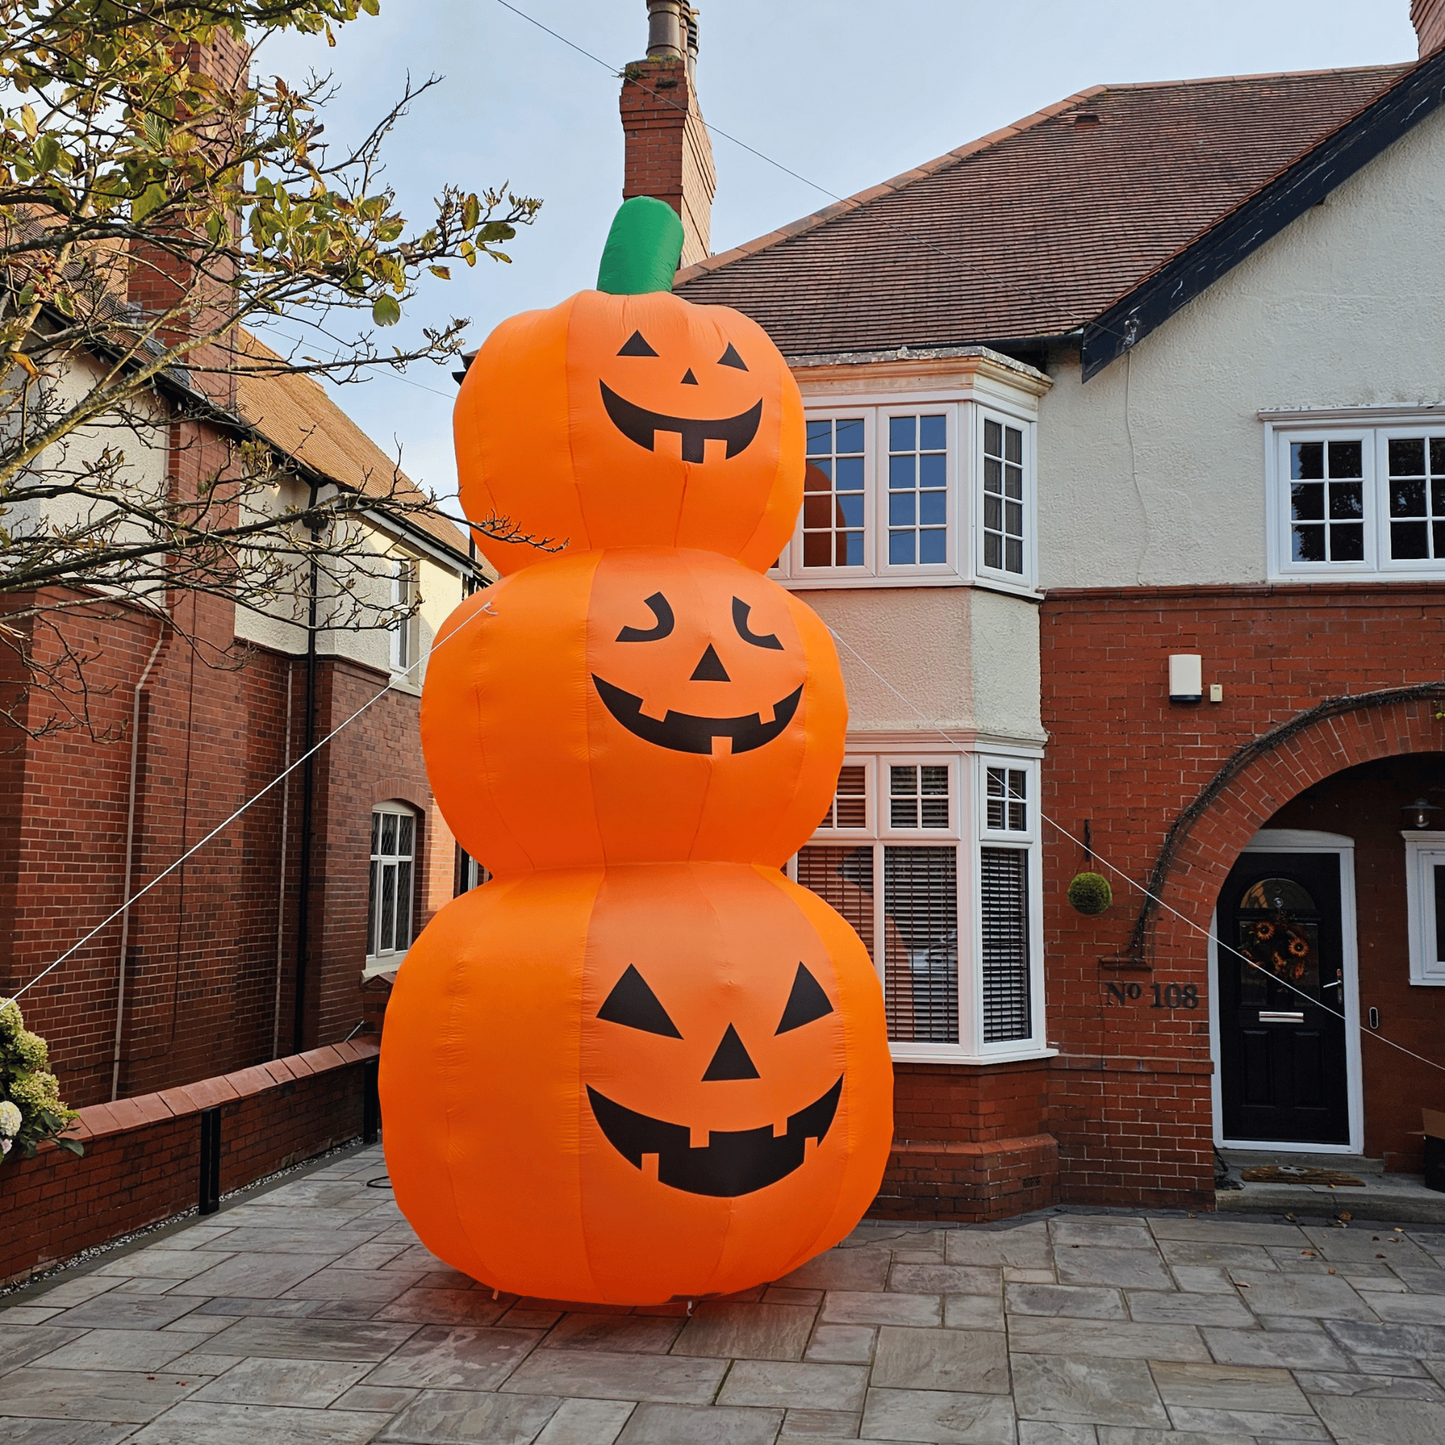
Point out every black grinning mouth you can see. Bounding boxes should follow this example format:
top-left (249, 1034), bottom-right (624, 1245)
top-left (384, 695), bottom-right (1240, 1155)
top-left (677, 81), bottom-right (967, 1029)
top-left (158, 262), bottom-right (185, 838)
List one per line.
top-left (592, 676), bottom-right (802, 755)
top-left (600, 381), bottom-right (763, 463)
top-left (587, 1077), bottom-right (842, 1197)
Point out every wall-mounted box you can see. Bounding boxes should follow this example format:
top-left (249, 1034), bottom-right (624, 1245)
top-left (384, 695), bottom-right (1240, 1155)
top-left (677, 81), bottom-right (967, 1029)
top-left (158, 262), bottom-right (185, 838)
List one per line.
top-left (1169, 654), bottom-right (1203, 704)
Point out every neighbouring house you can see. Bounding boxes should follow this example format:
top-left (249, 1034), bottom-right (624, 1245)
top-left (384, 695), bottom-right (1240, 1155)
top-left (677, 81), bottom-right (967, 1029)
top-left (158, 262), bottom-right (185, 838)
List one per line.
top-left (1, 179), bottom-right (480, 1112)
top-left (623, 0), bottom-right (1445, 1215)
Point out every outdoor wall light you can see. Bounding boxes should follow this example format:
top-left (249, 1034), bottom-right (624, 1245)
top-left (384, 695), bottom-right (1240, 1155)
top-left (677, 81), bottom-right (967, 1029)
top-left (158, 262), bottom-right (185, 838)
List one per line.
top-left (1168, 654), bottom-right (1203, 705)
top-left (1403, 795), bottom-right (1441, 829)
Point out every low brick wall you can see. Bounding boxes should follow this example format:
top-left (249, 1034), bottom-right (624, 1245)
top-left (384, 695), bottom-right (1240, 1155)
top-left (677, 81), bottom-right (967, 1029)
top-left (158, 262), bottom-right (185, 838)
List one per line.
top-left (0, 1039), bottom-right (379, 1287)
top-left (874, 1132), bottom-right (1060, 1221)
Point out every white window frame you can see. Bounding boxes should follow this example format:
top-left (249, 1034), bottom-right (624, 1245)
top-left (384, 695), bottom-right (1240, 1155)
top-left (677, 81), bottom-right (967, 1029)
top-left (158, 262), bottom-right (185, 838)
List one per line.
top-left (1404, 831), bottom-right (1445, 986)
top-left (789, 745), bottom-right (1049, 1063)
top-left (1264, 410), bottom-right (1445, 582)
top-left (389, 554), bottom-right (422, 680)
top-left (773, 389), bottom-right (1038, 594)
top-left (366, 801), bottom-right (417, 973)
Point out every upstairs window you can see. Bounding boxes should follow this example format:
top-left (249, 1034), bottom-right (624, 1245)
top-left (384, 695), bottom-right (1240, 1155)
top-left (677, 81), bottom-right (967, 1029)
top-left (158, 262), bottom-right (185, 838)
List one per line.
top-left (776, 400), bottom-right (1035, 589)
top-left (1268, 420), bottom-right (1445, 579)
top-left (390, 555), bottom-right (421, 678)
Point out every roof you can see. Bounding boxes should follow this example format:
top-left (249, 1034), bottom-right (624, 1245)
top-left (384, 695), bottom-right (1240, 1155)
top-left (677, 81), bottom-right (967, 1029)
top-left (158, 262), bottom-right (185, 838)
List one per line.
top-left (675, 63), bottom-right (1417, 364)
top-left (234, 333), bottom-right (469, 558)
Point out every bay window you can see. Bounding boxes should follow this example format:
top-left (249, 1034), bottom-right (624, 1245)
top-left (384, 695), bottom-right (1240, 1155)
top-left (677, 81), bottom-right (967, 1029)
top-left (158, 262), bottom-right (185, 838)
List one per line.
top-left (791, 751), bottom-right (1046, 1060)
top-left (774, 395), bottom-right (1036, 590)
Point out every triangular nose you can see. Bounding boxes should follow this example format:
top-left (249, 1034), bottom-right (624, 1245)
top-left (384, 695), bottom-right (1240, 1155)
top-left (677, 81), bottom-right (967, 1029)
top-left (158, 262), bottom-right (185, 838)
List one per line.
top-left (702, 1023), bottom-right (760, 1081)
top-left (681, 367), bottom-right (699, 384)
top-left (690, 644), bottom-right (730, 682)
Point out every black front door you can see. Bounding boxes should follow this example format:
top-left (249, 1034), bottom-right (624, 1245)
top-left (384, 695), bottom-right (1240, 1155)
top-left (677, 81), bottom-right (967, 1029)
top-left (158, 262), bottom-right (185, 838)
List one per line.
top-left (1217, 851), bottom-right (1350, 1145)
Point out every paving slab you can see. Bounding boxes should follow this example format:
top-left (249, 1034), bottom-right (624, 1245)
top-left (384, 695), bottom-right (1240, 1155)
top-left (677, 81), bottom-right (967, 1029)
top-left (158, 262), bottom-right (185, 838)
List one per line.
top-left (0, 1369), bottom-right (204, 1423)
top-left (944, 1294), bottom-right (1007, 1331)
top-left (945, 1231), bottom-right (1053, 1270)
top-left (819, 1290), bottom-right (942, 1326)
top-left (375, 1389), bottom-right (560, 1444)
top-left (126, 1400), bottom-right (387, 1444)
top-left (1313, 1394), bottom-right (1445, 1445)
top-left (1122, 1291), bottom-right (1253, 1327)
top-left (190, 1356), bottom-right (372, 1406)
top-left (534, 1397), bottom-right (636, 1444)
top-left (719, 1360), bottom-right (869, 1411)
top-left (805, 1323), bottom-right (876, 1364)
top-left (544, 1311), bottom-right (684, 1354)
top-left (1055, 1249), bottom-right (1173, 1292)
top-left (671, 1301), bottom-right (813, 1360)
top-left (1148, 1360), bottom-right (1314, 1414)
top-left (870, 1326), bottom-right (1010, 1393)
top-left (1006, 1284), bottom-right (1126, 1320)
top-left (616, 1402), bottom-right (780, 1444)
top-left (1200, 1325), bottom-right (1350, 1369)
top-left (1011, 1354), bottom-right (1169, 1427)
top-left (1007, 1317), bottom-right (1208, 1362)
top-left (43, 1295), bottom-right (201, 1331)
top-left (202, 1316), bottom-right (419, 1362)
top-left (862, 1387), bottom-right (1016, 1444)
top-left (0, 1325), bottom-right (86, 1376)
top-left (363, 1325), bottom-right (541, 1390)
top-left (1294, 1368), bottom-right (1445, 1399)
top-left (27, 1328), bottom-right (197, 1373)
top-left (1228, 1270), bottom-right (1376, 1319)
top-left (501, 1347), bottom-right (727, 1404)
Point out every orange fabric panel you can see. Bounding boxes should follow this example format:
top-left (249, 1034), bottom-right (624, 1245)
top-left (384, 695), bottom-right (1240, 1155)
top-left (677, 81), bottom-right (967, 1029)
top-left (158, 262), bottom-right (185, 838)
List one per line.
top-left (421, 548), bottom-right (846, 873)
top-left (454, 290), bottom-right (802, 574)
top-left (379, 863), bottom-right (891, 1304)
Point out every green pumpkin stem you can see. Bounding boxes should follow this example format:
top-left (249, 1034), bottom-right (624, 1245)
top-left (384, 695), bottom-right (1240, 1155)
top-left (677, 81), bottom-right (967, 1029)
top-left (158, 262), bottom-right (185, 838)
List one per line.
top-left (596, 197), bottom-right (685, 295)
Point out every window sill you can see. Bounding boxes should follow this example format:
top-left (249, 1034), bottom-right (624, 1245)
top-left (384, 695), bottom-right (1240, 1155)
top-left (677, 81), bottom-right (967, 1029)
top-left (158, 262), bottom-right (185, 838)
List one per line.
top-left (889, 1044), bottom-right (1058, 1066)
top-left (1269, 566), bottom-right (1445, 585)
top-left (363, 952), bottom-right (408, 979)
top-left (778, 573), bottom-right (1042, 601)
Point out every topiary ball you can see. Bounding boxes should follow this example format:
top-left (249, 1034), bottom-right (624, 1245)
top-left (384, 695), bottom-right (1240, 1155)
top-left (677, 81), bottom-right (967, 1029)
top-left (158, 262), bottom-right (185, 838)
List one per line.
top-left (1067, 872), bottom-right (1113, 915)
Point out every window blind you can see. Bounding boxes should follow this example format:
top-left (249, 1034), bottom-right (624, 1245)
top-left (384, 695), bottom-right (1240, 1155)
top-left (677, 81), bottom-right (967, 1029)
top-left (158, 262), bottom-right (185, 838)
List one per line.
top-left (980, 846), bottom-right (1030, 1042)
top-left (883, 846), bottom-right (958, 1044)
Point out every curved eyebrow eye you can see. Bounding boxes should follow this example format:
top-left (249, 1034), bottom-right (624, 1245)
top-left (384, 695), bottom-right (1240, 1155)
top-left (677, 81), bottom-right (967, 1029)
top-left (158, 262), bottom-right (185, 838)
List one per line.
top-left (598, 964), bottom-right (682, 1038)
top-left (618, 330), bottom-right (659, 357)
top-left (617, 591), bottom-right (675, 642)
top-left (777, 962), bottom-right (834, 1034)
top-left (732, 597), bottom-right (782, 651)
top-left (718, 342), bottom-right (747, 371)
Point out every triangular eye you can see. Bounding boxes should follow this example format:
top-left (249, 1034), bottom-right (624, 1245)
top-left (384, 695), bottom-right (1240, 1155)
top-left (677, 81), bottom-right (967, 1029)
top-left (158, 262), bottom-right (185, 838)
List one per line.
top-left (776, 962), bottom-right (834, 1034)
top-left (598, 965), bottom-right (682, 1037)
top-left (618, 330), bottom-right (658, 357)
top-left (718, 342), bottom-right (747, 371)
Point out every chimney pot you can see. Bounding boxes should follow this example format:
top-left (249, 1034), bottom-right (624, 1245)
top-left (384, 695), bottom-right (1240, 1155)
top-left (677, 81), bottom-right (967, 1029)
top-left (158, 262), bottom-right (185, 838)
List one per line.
top-left (647, 0), bottom-right (684, 59)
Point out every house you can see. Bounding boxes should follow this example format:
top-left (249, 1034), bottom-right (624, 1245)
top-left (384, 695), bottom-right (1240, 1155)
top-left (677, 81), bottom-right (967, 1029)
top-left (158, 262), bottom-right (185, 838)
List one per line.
top-left (0, 307), bottom-right (478, 1113)
top-left (625, 0), bottom-right (1445, 1215)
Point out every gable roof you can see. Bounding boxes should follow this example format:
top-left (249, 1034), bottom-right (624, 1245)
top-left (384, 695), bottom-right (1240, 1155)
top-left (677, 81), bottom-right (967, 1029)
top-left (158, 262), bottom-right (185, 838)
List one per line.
top-left (676, 58), bottom-right (1435, 372)
top-left (234, 333), bottom-right (469, 558)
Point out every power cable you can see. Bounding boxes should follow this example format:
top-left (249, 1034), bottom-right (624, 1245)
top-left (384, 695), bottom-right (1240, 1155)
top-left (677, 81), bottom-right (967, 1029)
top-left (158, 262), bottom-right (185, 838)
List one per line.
top-left (824, 624), bottom-right (1445, 1080)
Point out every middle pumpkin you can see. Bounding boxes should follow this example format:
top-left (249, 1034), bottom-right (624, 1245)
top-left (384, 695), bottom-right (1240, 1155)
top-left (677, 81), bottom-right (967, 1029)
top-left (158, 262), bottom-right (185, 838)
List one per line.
top-left (422, 547), bottom-right (847, 873)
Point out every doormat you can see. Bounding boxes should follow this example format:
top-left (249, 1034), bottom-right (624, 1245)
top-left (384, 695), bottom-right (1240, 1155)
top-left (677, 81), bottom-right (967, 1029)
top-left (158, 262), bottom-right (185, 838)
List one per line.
top-left (1239, 1166), bottom-right (1365, 1187)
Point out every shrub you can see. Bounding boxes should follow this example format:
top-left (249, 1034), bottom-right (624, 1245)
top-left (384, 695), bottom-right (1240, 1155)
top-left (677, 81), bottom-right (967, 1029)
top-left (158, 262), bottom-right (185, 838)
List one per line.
top-left (0, 998), bottom-right (82, 1166)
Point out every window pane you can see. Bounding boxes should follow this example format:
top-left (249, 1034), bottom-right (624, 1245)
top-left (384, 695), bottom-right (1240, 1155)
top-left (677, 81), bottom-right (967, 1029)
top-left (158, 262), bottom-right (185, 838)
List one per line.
top-left (920, 491), bottom-right (947, 526)
top-left (981, 847), bottom-right (1031, 1042)
top-left (889, 492), bottom-right (916, 525)
top-left (889, 531), bottom-right (916, 565)
top-left (920, 414), bottom-right (947, 451)
top-left (833, 765), bottom-right (867, 828)
top-left (890, 765), bottom-right (919, 828)
top-left (1390, 437), bottom-right (1425, 475)
top-left (1328, 440), bottom-right (1362, 478)
top-left (1435, 864), bottom-right (1445, 964)
top-left (1432, 438), bottom-right (1445, 474)
top-left (366, 860), bottom-right (378, 956)
top-left (395, 861), bottom-right (412, 951)
top-left (380, 863), bottom-right (396, 952)
top-left (887, 414), bottom-right (949, 569)
top-left (381, 812), bottom-right (397, 856)
top-left (1291, 483), bottom-right (1324, 520)
top-left (1292, 523), bottom-right (1325, 562)
top-left (1392, 521), bottom-right (1429, 560)
top-left (371, 812), bottom-right (381, 855)
top-left (920, 530), bottom-right (947, 564)
top-left (889, 415), bottom-right (915, 451)
top-left (981, 418), bottom-right (1025, 575)
top-left (398, 813), bottom-right (414, 858)
top-left (1329, 523), bottom-right (1364, 562)
top-left (797, 845), bottom-right (874, 959)
top-left (1392, 479), bottom-right (1426, 517)
top-left (803, 420), bottom-right (867, 569)
top-left (1291, 442), bottom-right (1324, 479)
top-left (1328, 481), bottom-right (1362, 519)
top-left (883, 847), bottom-right (958, 1043)
top-left (889, 454), bottom-right (916, 488)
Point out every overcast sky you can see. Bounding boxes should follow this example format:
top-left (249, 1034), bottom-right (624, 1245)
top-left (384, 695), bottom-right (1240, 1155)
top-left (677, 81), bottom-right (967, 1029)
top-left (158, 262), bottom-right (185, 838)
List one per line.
top-left (259, 1), bottom-right (1419, 506)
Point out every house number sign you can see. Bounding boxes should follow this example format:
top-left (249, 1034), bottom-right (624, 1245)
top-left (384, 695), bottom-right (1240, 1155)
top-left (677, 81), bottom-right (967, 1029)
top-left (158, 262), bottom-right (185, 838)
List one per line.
top-left (1104, 981), bottom-right (1200, 1010)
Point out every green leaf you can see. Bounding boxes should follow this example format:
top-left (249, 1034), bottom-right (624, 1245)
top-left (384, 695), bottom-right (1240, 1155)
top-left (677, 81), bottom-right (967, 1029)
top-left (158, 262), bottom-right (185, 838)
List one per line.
top-left (462, 193), bottom-right (480, 230)
top-left (371, 294), bottom-right (401, 327)
top-left (427, 265), bottom-right (450, 281)
top-left (20, 104), bottom-right (36, 139)
top-left (132, 182), bottom-right (168, 224)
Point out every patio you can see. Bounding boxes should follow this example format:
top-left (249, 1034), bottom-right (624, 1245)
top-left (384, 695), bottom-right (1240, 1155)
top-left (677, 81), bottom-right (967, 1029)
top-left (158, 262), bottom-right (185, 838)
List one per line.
top-left (2, 1143), bottom-right (1445, 1444)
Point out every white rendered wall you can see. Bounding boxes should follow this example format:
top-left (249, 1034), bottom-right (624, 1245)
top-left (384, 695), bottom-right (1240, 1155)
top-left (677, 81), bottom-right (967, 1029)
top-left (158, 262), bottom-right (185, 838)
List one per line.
top-left (1039, 103), bottom-right (1445, 590)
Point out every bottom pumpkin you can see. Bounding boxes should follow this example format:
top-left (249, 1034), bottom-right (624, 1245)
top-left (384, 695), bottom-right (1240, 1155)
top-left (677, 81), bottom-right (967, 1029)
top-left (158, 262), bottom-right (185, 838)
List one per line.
top-left (379, 861), bottom-right (893, 1305)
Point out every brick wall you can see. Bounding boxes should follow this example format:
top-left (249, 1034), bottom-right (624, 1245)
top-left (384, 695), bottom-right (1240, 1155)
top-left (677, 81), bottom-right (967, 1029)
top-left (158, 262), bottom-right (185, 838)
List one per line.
top-left (0, 1040), bottom-right (378, 1287)
top-left (1041, 582), bottom-right (1445, 1204)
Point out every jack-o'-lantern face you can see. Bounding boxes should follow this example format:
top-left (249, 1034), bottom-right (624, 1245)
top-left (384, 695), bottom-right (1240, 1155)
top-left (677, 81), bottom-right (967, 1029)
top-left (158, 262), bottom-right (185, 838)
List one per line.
top-left (420, 548), bottom-right (847, 874)
top-left (587, 958), bottom-right (840, 1197)
top-left (590, 573), bottom-right (807, 758)
top-left (454, 288), bottom-right (804, 575)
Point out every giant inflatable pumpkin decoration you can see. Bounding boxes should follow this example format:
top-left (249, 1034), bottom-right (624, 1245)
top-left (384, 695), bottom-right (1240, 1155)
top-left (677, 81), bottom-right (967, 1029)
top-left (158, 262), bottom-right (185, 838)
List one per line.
top-left (381, 197), bottom-right (892, 1304)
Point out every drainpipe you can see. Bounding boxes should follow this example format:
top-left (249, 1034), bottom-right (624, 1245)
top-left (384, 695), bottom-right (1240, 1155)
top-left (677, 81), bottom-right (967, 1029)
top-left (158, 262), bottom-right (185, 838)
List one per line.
top-left (271, 660), bottom-right (293, 1059)
top-left (111, 622), bottom-right (167, 1102)
top-left (292, 483), bottom-right (321, 1055)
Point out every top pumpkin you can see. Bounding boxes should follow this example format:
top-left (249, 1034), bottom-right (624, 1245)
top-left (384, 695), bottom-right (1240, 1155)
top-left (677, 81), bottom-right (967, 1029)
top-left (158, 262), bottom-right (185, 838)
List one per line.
top-left (455, 198), bottom-right (804, 574)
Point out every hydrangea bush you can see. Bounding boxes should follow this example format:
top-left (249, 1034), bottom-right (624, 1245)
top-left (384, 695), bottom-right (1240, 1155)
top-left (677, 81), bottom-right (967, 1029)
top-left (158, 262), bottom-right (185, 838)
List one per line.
top-left (0, 998), bottom-right (83, 1166)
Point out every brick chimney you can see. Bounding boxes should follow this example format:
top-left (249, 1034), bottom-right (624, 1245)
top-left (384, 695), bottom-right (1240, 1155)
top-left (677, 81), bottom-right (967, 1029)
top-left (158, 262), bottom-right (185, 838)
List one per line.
top-left (620, 2), bottom-right (716, 269)
top-left (1414, 0), bottom-right (1445, 55)
top-left (127, 28), bottom-right (250, 409)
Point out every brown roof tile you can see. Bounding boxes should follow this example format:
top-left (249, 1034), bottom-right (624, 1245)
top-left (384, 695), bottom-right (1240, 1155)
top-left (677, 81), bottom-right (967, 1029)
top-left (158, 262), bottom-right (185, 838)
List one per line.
top-left (234, 332), bottom-right (469, 558)
top-left (676, 65), bottom-right (1411, 356)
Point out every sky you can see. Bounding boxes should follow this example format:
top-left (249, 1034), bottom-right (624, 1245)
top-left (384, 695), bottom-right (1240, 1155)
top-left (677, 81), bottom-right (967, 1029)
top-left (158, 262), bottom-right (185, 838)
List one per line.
top-left (258, 1), bottom-right (1420, 507)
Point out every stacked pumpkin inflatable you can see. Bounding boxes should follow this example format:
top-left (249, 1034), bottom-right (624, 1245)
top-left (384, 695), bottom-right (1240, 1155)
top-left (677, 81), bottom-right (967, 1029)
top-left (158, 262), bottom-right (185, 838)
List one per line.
top-left (380, 197), bottom-right (892, 1305)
